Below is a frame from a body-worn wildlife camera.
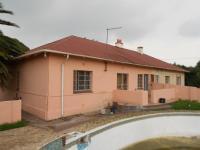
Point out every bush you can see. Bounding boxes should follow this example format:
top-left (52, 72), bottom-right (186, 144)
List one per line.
top-left (0, 120), bottom-right (28, 131)
top-left (171, 99), bottom-right (200, 110)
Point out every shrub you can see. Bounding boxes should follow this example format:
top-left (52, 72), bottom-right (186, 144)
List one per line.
top-left (0, 120), bottom-right (28, 131)
top-left (171, 99), bottom-right (200, 110)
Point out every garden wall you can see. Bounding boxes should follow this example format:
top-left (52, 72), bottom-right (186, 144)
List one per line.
top-left (113, 90), bottom-right (148, 105)
top-left (151, 83), bottom-right (200, 104)
top-left (0, 100), bottom-right (21, 124)
top-left (151, 88), bottom-right (176, 104)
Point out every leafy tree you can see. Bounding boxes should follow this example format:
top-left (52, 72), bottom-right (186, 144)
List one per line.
top-left (176, 61), bottom-right (200, 88)
top-left (0, 3), bottom-right (29, 88)
top-left (192, 61), bottom-right (200, 87)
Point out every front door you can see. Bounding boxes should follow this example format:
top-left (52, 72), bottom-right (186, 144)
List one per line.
top-left (144, 74), bottom-right (149, 91)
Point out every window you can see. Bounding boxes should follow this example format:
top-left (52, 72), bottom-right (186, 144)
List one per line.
top-left (151, 74), bottom-right (154, 83)
top-left (117, 73), bottom-right (128, 90)
top-left (176, 76), bottom-right (181, 85)
top-left (138, 74), bottom-right (143, 89)
top-left (73, 70), bottom-right (92, 93)
top-left (165, 76), bottom-right (170, 84)
top-left (155, 75), bottom-right (159, 83)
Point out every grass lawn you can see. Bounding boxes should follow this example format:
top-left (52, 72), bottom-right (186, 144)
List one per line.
top-left (171, 99), bottom-right (200, 110)
top-left (0, 120), bottom-right (28, 131)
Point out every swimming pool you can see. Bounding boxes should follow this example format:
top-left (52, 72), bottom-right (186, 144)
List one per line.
top-left (40, 112), bottom-right (200, 150)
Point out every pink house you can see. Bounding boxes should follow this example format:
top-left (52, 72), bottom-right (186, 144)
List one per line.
top-left (1, 35), bottom-right (197, 120)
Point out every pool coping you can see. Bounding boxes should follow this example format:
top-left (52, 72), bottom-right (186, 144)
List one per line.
top-left (39, 112), bottom-right (200, 149)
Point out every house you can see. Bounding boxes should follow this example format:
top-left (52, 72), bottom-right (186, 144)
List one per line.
top-left (0, 35), bottom-right (194, 120)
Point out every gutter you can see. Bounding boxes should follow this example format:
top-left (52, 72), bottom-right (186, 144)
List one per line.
top-left (61, 54), bottom-right (69, 117)
top-left (61, 64), bottom-right (65, 117)
top-left (16, 49), bottom-right (188, 73)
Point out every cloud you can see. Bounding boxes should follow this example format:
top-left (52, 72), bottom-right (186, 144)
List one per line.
top-left (1, 0), bottom-right (200, 66)
top-left (179, 18), bottom-right (200, 37)
top-left (1, 0), bottom-right (163, 46)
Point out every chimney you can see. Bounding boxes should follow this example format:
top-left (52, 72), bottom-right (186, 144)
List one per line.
top-left (115, 39), bottom-right (123, 48)
top-left (137, 46), bottom-right (143, 54)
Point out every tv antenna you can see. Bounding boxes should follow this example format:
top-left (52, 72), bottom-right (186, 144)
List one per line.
top-left (106, 26), bottom-right (122, 44)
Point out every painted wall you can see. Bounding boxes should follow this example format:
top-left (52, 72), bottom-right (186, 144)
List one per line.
top-left (0, 100), bottom-right (21, 124)
top-left (151, 88), bottom-right (176, 103)
top-left (154, 70), bottom-right (185, 86)
top-left (190, 87), bottom-right (200, 100)
top-left (0, 53), bottom-right (185, 120)
top-left (47, 55), bottom-right (184, 120)
top-left (47, 55), bottom-right (156, 120)
top-left (17, 55), bottom-right (49, 120)
top-left (113, 90), bottom-right (148, 105)
top-left (150, 83), bottom-right (200, 103)
top-left (175, 86), bottom-right (200, 100)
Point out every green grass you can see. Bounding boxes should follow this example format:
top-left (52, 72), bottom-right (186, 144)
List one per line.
top-left (171, 99), bottom-right (200, 110)
top-left (0, 120), bottom-right (28, 131)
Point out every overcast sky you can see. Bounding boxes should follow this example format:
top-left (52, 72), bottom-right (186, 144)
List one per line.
top-left (1, 0), bottom-right (200, 66)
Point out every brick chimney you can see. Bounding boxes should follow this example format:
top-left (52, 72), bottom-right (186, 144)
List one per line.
top-left (115, 39), bottom-right (123, 48)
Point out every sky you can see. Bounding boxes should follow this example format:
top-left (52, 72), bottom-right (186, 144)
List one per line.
top-left (1, 0), bottom-right (200, 67)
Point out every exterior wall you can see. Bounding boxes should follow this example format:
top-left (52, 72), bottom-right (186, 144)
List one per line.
top-left (154, 70), bottom-right (185, 86)
top-left (175, 86), bottom-right (191, 100)
top-left (0, 100), bottom-right (21, 124)
top-left (17, 55), bottom-right (49, 120)
top-left (47, 55), bottom-right (155, 120)
top-left (0, 52), bottom-right (188, 121)
top-left (113, 90), bottom-right (148, 105)
top-left (175, 86), bottom-right (200, 100)
top-left (151, 88), bottom-right (176, 103)
top-left (151, 83), bottom-right (200, 103)
top-left (0, 88), bottom-right (15, 100)
top-left (151, 82), bottom-right (179, 90)
top-left (190, 87), bottom-right (200, 100)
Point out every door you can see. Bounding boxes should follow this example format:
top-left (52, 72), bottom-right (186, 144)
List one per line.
top-left (144, 74), bottom-right (149, 91)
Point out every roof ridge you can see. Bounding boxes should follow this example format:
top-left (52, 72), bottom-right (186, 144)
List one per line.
top-left (75, 35), bottom-right (141, 53)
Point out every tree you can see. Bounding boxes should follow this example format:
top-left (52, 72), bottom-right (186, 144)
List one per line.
top-left (176, 61), bottom-right (200, 88)
top-left (0, 3), bottom-right (29, 88)
top-left (0, 2), bottom-right (19, 29)
top-left (192, 61), bottom-right (200, 87)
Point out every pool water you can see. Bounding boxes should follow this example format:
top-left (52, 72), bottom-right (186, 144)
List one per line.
top-left (123, 137), bottom-right (200, 150)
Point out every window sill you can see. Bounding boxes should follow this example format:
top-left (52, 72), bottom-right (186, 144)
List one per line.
top-left (117, 89), bottom-right (128, 90)
top-left (73, 90), bottom-right (93, 94)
